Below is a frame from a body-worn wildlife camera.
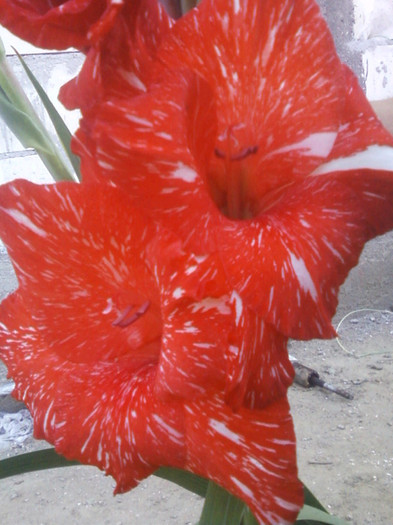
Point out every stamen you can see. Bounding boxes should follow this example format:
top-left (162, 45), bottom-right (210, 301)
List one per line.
top-left (214, 145), bottom-right (258, 161)
top-left (214, 148), bottom-right (227, 159)
top-left (230, 145), bottom-right (258, 161)
top-left (112, 301), bottom-right (150, 328)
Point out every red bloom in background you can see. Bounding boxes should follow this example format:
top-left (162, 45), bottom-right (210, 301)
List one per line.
top-left (58, 0), bottom-right (172, 111)
top-left (0, 180), bottom-right (302, 523)
top-left (0, 0), bottom-right (172, 111)
top-left (0, 0), bottom-right (125, 50)
top-left (75, 0), bottom-right (393, 342)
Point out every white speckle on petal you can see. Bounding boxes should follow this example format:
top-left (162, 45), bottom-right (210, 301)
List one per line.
top-left (119, 71), bottom-right (146, 92)
top-left (233, 0), bottom-right (240, 15)
top-left (262, 24), bottom-right (278, 68)
top-left (2, 208), bottom-right (47, 237)
top-left (190, 297), bottom-right (231, 315)
top-left (171, 163), bottom-right (198, 183)
top-left (267, 132), bottom-right (337, 159)
top-left (125, 114), bottom-right (153, 127)
top-left (230, 291), bottom-right (243, 325)
top-left (102, 298), bottom-right (114, 314)
top-left (156, 132), bottom-right (173, 140)
top-left (289, 252), bottom-right (318, 301)
top-left (152, 415), bottom-right (183, 443)
top-left (311, 145), bottom-right (393, 175)
top-left (274, 496), bottom-right (301, 512)
top-left (230, 476), bottom-right (254, 499)
top-left (209, 419), bottom-right (242, 444)
top-left (173, 287), bottom-right (185, 299)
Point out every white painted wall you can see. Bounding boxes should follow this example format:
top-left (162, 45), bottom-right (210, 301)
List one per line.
top-left (353, 0), bottom-right (393, 100)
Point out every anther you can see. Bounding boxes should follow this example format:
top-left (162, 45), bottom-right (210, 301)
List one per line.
top-left (112, 301), bottom-right (150, 328)
top-left (214, 145), bottom-right (258, 161)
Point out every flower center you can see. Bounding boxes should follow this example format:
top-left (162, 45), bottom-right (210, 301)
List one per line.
top-left (207, 124), bottom-right (259, 220)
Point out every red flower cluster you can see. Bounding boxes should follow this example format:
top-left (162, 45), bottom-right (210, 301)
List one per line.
top-left (1, 0), bottom-right (393, 523)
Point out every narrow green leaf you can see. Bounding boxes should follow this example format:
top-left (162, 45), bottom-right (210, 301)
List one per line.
top-left (155, 466), bottom-right (208, 497)
top-left (0, 449), bottom-right (79, 480)
top-left (198, 481), bottom-right (245, 525)
top-left (0, 46), bottom-right (77, 181)
top-left (0, 448), bottom-right (349, 525)
top-left (0, 448), bottom-right (209, 499)
top-left (241, 506), bottom-right (259, 525)
top-left (14, 49), bottom-right (81, 179)
top-left (297, 505), bottom-right (350, 525)
top-left (303, 484), bottom-right (327, 512)
top-left (0, 89), bottom-right (56, 156)
top-left (0, 40), bottom-right (38, 117)
top-left (0, 88), bottom-right (76, 180)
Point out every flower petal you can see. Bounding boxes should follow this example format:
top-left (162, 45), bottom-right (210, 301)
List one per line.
top-left (0, 180), bottom-right (161, 363)
top-left (0, 294), bottom-right (61, 443)
top-left (0, 314), bottom-right (302, 525)
top-left (185, 395), bottom-right (303, 524)
top-left (146, 229), bottom-right (294, 408)
top-left (160, 0), bottom-right (345, 198)
top-left (59, 0), bottom-right (172, 110)
top-left (53, 364), bottom-right (188, 491)
top-left (76, 72), bottom-right (221, 251)
top-left (218, 169), bottom-right (393, 339)
top-left (0, 0), bottom-right (123, 50)
top-left (328, 65), bottom-right (393, 159)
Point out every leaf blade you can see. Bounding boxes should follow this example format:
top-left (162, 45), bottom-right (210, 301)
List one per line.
top-left (14, 49), bottom-right (81, 179)
top-left (198, 481), bottom-right (245, 525)
top-left (155, 466), bottom-right (208, 497)
top-left (297, 505), bottom-right (350, 525)
top-left (0, 448), bottom-right (79, 480)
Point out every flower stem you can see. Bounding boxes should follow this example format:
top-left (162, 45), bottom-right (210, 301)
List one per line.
top-left (198, 480), bottom-right (246, 524)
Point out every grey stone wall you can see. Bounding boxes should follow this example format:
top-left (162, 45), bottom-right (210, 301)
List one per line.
top-left (317, 0), bottom-right (364, 87)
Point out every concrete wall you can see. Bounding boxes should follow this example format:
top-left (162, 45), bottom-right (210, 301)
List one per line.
top-left (317, 0), bottom-right (364, 88)
top-left (352, 0), bottom-right (393, 100)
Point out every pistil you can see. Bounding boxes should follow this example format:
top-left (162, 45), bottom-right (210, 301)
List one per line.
top-left (214, 130), bottom-right (258, 219)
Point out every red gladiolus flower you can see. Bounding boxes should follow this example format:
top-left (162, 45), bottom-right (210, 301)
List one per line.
top-left (0, 0), bottom-right (125, 50)
top-left (58, 0), bottom-right (172, 111)
top-left (0, 0), bottom-right (172, 111)
top-left (0, 180), bottom-right (302, 523)
top-left (74, 0), bottom-right (393, 342)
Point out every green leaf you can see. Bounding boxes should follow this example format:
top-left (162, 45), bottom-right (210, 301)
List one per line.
top-left (0, 88), bottom-right (76, 181)
top-left (303, 484), bottom-right (327, 512)
top-left (155, 466), bottom-right (208, 497)
top-left (297, 505), bottom-right (350, 524)
top-left (0, 448), bottom-right (349, 525)
top-left (198, 481), bottom-right (245, 525)
top-left (241, 506), bottom-right (259, 525)
top-left (0, 448), bottom-right (79, 480)
top-left (0, 45), bottom-right (77, 181)
top-left (0, 88), bottom-right (54, 154)
top-left (0, 448), bottom-right (209, 499)
top-left (14, 49), bottom-right (81, 179)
